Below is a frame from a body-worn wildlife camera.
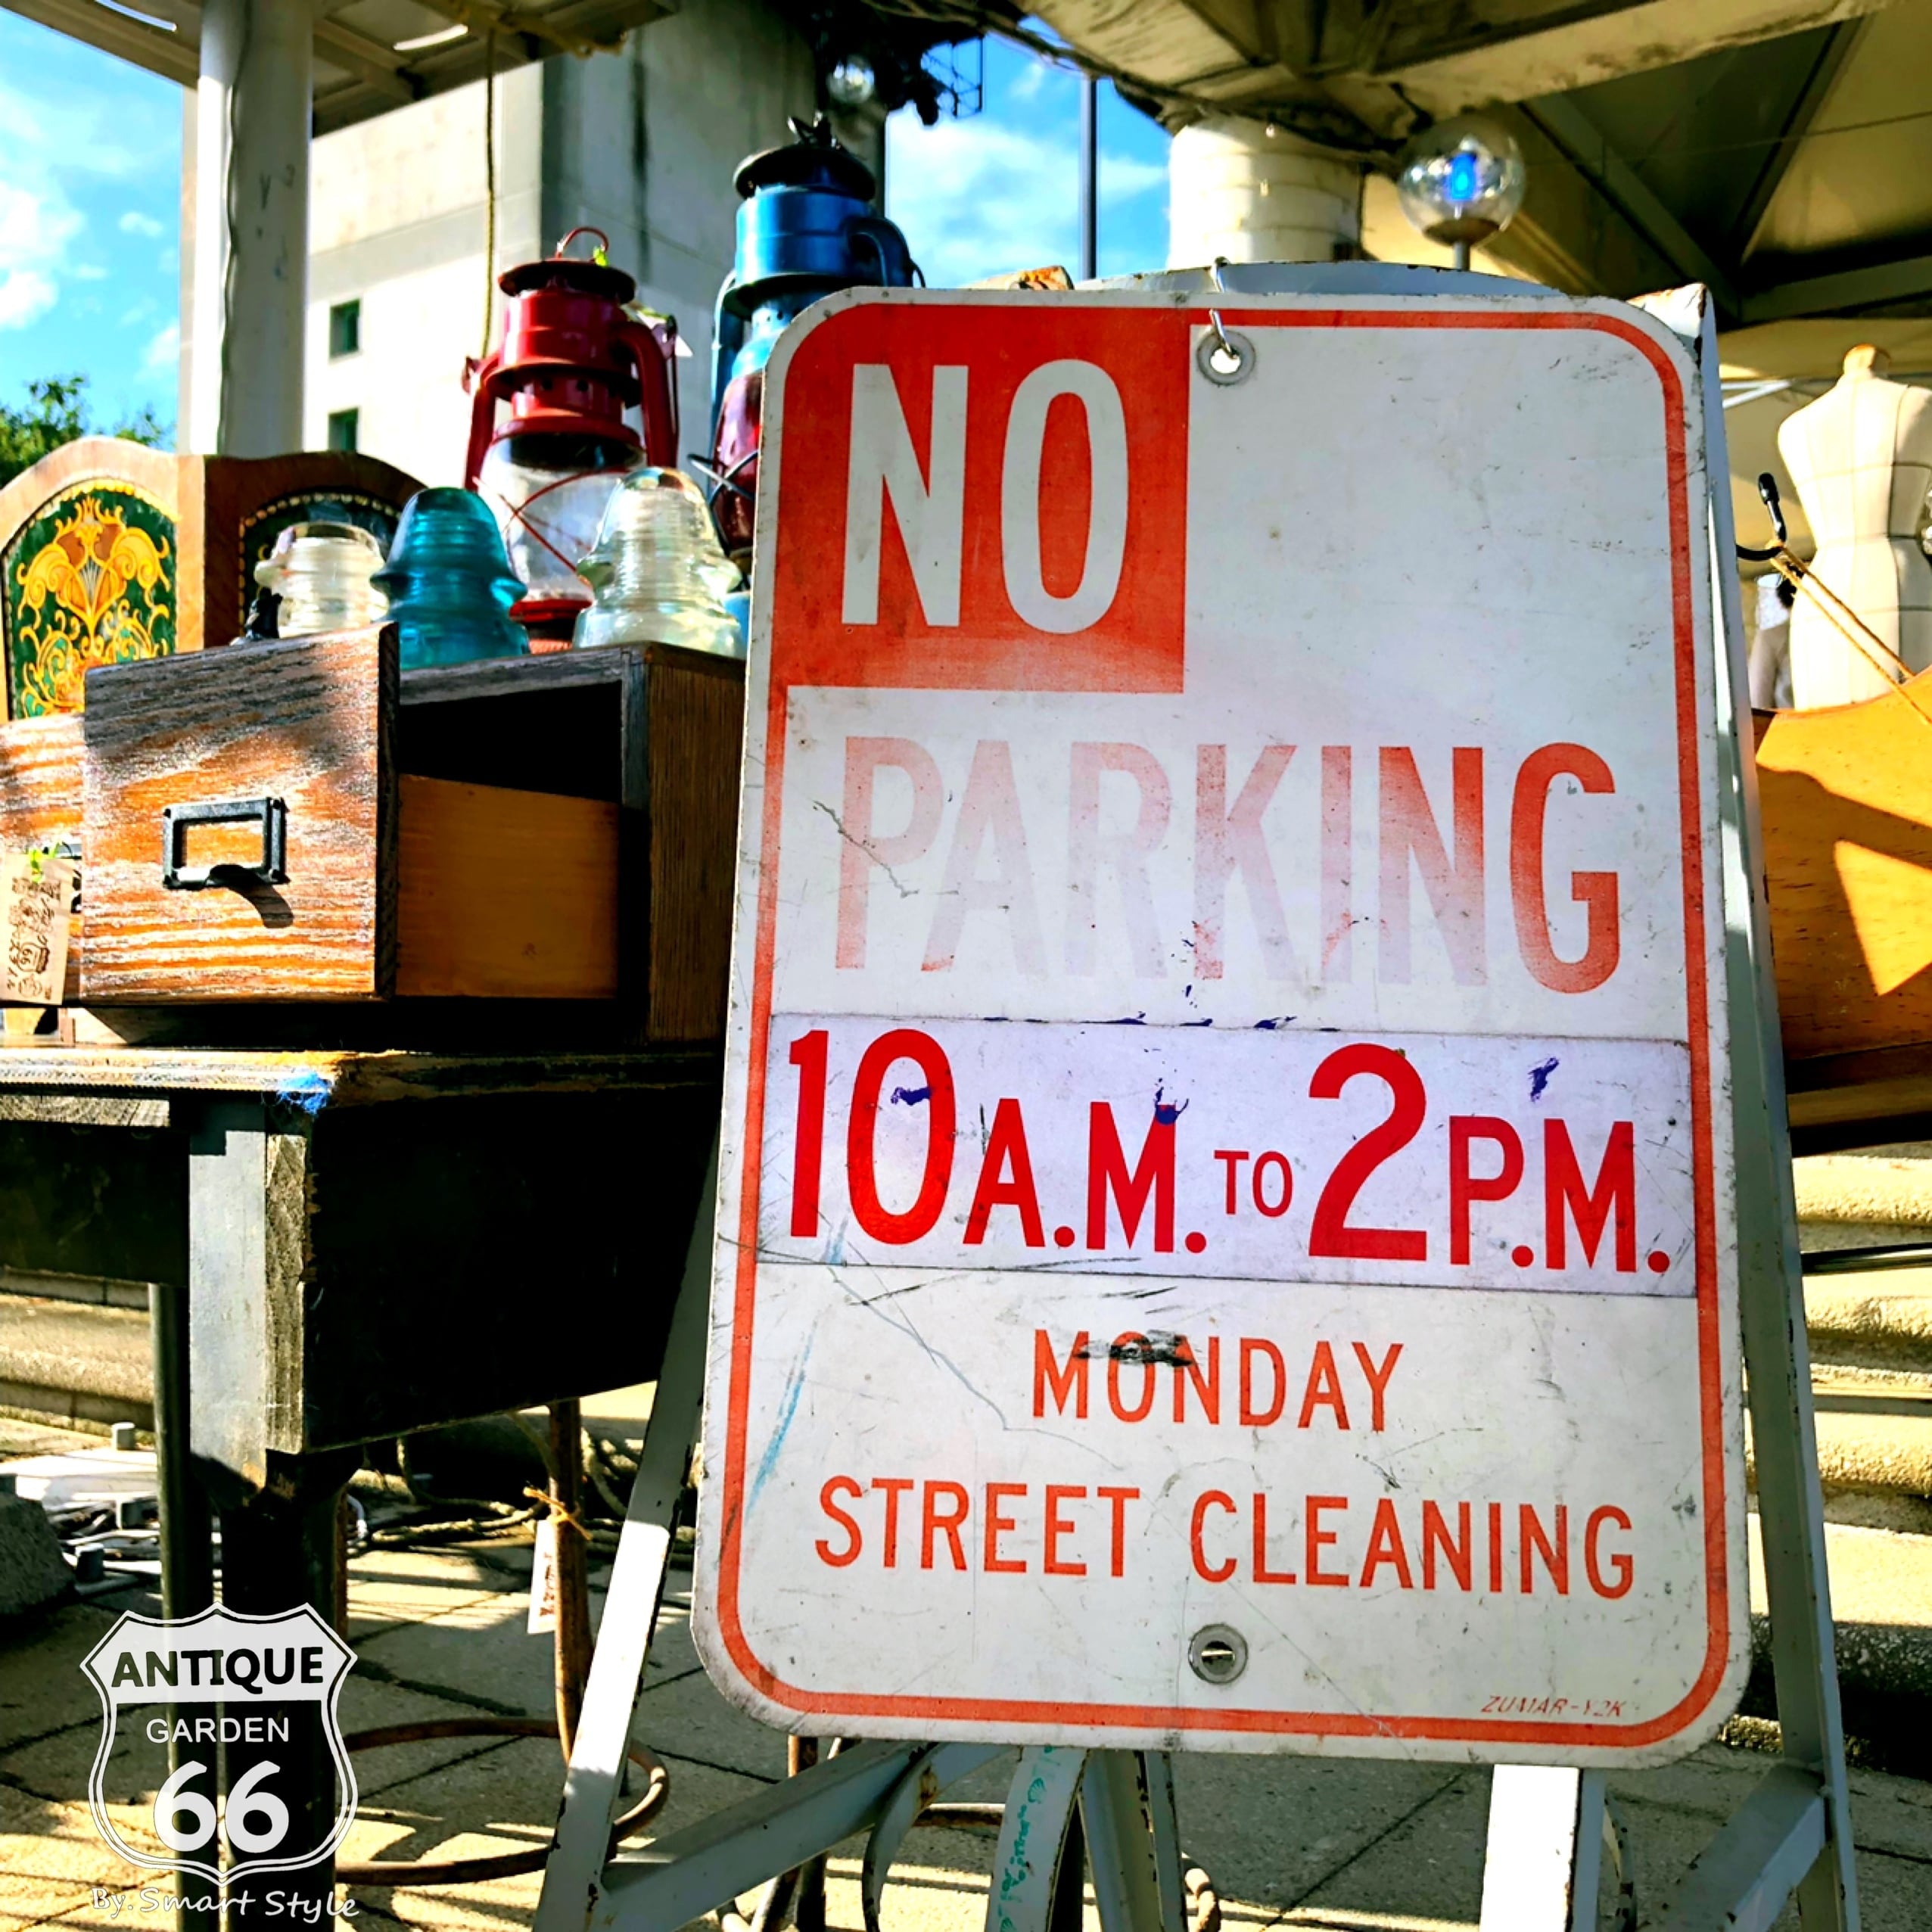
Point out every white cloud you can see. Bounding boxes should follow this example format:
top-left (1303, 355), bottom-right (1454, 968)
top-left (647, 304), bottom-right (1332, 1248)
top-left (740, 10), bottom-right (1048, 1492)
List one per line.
top-left (73, 263), bottom-right (109, 282)
top-left (120, 297), bottom-right (156, 327)
top-left (888, 117), bottom-right (1080, 287)
top-left (1101, 151), bottom-right (1168, 201)
top-left (0, 177), bottom-right (81, 330)
top-left (143, 320), bottom-right (179, 373)
top-left (119, 210), bottom-right (164, 238)
top-left (1007, 60), bottom-right (1050, 103)
top-left (0, 64), bottom-right (176, 338)
top-left (0, 268), bottom-right (58, 331)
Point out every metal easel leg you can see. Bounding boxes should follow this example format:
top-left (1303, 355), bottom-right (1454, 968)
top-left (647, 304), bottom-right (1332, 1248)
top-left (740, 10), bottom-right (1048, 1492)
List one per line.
top-left (1080, 1750), bottom-right (1165, 1932)
top-left (984, 1745), bottom-right (1087, 1932)
top-left (534, 1140), bottom-right (717, 1932)
top-left (1479, 1766), bottom-right (1605, 1930)
top-left (1141, 1752), bottom-right (1188, 1932)
top-left (1701, 389), bottom-right (1858, 1931)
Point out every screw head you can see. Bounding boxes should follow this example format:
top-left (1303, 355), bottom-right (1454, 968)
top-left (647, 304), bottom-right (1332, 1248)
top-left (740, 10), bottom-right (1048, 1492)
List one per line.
top-left (1188, 1623), bottom-right (1249, 1685)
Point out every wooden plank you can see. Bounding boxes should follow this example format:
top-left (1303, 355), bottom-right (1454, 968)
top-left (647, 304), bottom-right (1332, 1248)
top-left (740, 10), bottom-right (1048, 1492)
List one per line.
top-left (81, 626), bottom-right (397, 1003)
top-left (642, 646), bottom-right (744, 1041)
top-left (1756, 675), bottom-right (1932, 1063)
top-left (395, 776), bottom-right (620, 1000)
top-left (0, 716), bottom-right (85, 1002)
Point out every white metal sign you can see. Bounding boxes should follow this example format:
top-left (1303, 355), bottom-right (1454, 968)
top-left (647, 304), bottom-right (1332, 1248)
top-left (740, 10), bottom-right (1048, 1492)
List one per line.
top-left (695, 288), bottom-right (1747, 1763)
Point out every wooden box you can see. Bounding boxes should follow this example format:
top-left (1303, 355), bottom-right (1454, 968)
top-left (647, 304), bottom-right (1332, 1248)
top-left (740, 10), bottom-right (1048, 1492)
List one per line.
top-left (62, 627), bottom-right (742, 1032)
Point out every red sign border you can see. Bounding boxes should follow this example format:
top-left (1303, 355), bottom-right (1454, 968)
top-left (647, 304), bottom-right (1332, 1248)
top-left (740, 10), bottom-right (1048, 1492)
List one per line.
top-left (711, 294), bottom-right (1736, 1752)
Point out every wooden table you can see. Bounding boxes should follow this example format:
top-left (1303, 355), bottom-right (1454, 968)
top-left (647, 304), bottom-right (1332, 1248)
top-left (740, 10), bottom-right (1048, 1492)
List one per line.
top-left (0, 1042), bottom-right (718, 1908)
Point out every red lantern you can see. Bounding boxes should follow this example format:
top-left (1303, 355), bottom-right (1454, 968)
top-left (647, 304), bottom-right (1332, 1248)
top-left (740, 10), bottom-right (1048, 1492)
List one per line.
top-left (463, 227), bottom-right (680, 639)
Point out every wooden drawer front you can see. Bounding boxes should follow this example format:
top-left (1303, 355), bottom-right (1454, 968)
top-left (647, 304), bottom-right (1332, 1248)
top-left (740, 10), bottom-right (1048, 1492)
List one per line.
top-left (82, 627), bottom-right (395, 1001)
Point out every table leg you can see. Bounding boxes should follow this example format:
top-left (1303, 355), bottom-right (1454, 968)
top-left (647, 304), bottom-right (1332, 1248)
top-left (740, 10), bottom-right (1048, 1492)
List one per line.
top-left (151, 1276), bottom-right (218, 1932)
top-left (213, 1447), bottom-right (359, 1924)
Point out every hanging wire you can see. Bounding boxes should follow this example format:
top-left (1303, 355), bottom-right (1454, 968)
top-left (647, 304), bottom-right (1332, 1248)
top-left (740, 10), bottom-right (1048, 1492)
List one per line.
top-left (481, 27), bottom-right (498, 360)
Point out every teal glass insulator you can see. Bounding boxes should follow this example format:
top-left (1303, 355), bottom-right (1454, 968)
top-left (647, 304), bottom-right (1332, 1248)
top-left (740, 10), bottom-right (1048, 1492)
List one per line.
top-left (372, 487), bottom-right (529, 668)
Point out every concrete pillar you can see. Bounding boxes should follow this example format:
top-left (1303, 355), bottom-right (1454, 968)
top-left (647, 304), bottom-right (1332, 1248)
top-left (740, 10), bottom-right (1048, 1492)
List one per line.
top-left (1167, 114), bottom-right (1363, 267)
top-left (188, 0), bottom-right (312, 456)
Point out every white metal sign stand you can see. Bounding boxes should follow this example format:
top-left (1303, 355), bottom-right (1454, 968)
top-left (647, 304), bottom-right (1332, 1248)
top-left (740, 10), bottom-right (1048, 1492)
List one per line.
top-left (534, 269), bottom-right (1855, 1932)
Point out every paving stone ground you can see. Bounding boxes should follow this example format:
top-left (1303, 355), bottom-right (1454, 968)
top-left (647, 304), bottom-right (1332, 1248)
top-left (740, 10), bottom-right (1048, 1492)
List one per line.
top-left (5, 1429), bottom-right (1932, 1930)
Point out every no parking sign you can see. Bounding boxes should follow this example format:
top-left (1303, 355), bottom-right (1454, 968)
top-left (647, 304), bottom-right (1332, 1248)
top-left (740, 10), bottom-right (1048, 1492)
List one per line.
top-left (694, 286), bottom-right (1746, 1763)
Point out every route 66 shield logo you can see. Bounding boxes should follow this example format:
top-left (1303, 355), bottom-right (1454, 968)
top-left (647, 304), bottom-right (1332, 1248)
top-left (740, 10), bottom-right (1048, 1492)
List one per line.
top-left (82, 1604), bottom-right (356, 1884)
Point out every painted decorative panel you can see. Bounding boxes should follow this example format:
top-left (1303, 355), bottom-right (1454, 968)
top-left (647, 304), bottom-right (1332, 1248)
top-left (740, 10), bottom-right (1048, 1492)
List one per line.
top-left (2, 482), bottom-right (176, 717)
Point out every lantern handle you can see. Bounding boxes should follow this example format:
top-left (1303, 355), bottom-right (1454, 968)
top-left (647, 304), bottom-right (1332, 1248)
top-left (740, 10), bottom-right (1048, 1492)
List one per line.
top-left (555, 226), bottom-right (611, 265)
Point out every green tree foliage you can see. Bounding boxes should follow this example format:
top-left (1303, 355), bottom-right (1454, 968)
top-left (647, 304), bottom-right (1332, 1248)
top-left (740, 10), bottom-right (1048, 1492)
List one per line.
top-left (0, 376), bottom-right (168, 488)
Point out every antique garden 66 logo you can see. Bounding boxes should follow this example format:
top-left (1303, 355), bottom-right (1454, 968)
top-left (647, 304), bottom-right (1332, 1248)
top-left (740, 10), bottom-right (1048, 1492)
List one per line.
top-left (82, 1606), bottom-right (356, 1883)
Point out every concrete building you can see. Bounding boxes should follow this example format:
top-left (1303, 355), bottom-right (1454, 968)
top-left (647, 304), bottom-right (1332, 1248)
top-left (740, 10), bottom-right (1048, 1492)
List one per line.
top-left (176, 0), bottom-right (879, 489)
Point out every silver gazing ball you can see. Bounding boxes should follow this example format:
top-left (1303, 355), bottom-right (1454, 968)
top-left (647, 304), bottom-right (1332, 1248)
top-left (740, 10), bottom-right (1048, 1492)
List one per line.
top-left (826, 55), bottom-right (876, 108)
top-left (1395, 115), bottom-right (1526, 247)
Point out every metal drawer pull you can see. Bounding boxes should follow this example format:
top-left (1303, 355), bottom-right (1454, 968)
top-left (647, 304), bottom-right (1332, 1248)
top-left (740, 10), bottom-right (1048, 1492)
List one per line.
top-left (161, 796), bottom-right (289, 891)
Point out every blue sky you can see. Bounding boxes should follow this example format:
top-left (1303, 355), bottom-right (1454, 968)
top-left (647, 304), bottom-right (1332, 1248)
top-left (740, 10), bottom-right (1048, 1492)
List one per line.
top-left (0, 17), bottom-right (1165, 440)
top-left (0, 10), bottom-right (182, 431)
top-left (885, 39), bottom-right (1171, 288)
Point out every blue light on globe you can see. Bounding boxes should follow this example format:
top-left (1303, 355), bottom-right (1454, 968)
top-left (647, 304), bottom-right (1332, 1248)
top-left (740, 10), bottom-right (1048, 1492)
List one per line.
top-left (1394, 115), bottom-right (1527, 247)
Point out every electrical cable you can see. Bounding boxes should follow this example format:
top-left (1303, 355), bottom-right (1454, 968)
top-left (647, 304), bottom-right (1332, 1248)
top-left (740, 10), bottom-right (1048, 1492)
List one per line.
top-left (481, 26), bottom-right (497, 360)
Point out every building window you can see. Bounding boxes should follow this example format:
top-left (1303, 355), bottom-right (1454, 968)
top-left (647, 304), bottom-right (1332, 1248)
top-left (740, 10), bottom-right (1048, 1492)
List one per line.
top-left (328, 300), bottom-right (360, 358)
top-left (327, 409), bottom-right (359, 453)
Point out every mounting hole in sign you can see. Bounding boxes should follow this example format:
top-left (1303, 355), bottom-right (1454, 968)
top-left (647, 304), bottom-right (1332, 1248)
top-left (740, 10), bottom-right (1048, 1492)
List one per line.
top-left (1195, 328), bottom-right (1255, 386)
top-left (1188, 1624), bottom-right (1249, 1686)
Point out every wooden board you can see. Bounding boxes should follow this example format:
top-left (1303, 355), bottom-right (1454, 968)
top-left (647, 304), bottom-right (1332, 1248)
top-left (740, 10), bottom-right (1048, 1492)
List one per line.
top-left (640, 646), bottom-right (743, 1041)
top-left (1756, 674), bottom-right (1932, 1064)
top-left (80, 625), bottom-right (397, 1002)
top-left (395, 774), bottom-right (619, 999)
top-left (0, 717), bottom-right (84, 1004)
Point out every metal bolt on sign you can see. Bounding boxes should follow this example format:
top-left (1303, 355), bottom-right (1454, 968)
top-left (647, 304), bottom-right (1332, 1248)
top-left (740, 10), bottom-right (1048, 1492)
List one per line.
top-left (1187, 1626), bottom-right (1248, 1686)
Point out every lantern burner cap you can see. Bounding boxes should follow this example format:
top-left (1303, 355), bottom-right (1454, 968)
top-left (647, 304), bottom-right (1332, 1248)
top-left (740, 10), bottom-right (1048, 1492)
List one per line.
top-left (733, 112), bottom-right (875, 202)
top-left (496, 254), bottom-right (636, 304)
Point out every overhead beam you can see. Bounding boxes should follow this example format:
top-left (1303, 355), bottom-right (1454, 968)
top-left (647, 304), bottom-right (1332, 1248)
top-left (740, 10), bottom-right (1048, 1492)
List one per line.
top-left (313, 19), bottom-right (420, 103)
top-left (1523, 93), bottom-right (1741, 314)
top-left (1374, 0), bottom-right (1894, 116)
top-left (0, 0), bottom-right (198, 86)
top-left (1741, 250), bottom-right (1932, 322)
top-left (1732, 15), bottom-right (1869, 257)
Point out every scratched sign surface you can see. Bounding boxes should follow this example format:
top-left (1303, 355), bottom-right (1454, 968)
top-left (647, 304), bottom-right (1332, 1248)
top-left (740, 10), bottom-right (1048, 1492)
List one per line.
top-left (694, 289), bottom-right (1747, 1763)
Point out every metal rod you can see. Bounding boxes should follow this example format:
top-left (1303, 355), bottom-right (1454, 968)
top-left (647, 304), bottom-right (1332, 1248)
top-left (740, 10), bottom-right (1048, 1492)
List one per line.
top-left (1803, 1241), bottom-right (1932, 1274)
top-left (1079, 74), bottom-right (1099, 283)
top-left (1453, 239), bottom-right (1472, 272)
top-left (552, 1398), bottom-right (593, 1759)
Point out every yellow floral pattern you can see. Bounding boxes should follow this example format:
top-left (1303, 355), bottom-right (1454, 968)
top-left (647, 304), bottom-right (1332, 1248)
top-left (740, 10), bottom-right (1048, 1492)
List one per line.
top-left (4, 486), bottom-right (176, 716)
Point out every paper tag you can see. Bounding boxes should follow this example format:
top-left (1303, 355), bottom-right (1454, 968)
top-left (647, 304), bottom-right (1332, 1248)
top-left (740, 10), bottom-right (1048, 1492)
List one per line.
top-left (1, 852), bottom-right (76, 1006)
top-left (527, 1516), bottom-right (558, 1635)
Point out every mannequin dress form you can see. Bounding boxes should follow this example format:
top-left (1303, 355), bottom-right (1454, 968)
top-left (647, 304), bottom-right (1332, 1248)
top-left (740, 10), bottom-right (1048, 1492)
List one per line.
top-left (1777, 344), bottom-right (1932, 708)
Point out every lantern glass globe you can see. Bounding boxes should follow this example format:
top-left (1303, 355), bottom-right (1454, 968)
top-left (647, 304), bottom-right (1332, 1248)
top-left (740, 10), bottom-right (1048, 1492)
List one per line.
top-left (1395, 116), bottom-right (1526, 246)
top-left (826, 55), bottom-right (876, 108)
